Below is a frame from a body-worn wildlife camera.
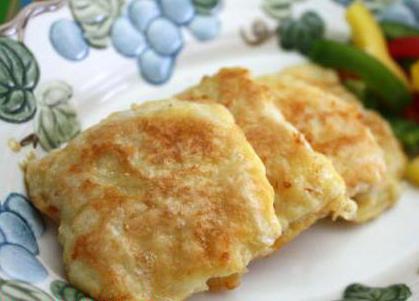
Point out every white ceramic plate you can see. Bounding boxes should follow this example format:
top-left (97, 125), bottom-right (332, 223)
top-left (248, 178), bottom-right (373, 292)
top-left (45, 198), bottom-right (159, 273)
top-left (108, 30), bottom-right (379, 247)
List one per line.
top-left (0, 0), bottom-right (418, 300)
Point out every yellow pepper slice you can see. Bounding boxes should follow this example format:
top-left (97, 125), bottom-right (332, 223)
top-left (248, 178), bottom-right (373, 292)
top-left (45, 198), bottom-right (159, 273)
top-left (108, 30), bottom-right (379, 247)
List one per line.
top-left (346, 1), bottom-right (409, 86)
top-left (406, 156), bottom-right (419, 186)
top-left (411, 61), bottom-right (419, 92)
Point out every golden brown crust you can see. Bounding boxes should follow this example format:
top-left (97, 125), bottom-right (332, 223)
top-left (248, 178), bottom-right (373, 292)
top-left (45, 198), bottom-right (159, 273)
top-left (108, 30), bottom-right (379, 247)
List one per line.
top-left (275, 64), bottom-right (407, 222)
top-left (207, 273), bottom-right (242, 291)
top-left (178, 68), bottom-right (355, 241)
top-left (206, 192), bottom-right (351, 292)
top-left (273, 194), bottom-right (345, 249)
top-left (178, 69), bottom-right (357, 290)
top-left (361, 111), bottom-right (407, 179)
top-left (25, 99), bottom-right (281, 301)
top-left (259, 73), bottom-right (386, 197)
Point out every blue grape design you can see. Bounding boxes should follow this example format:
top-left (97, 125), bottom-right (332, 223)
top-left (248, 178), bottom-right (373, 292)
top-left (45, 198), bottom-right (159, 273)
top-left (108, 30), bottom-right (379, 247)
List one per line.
top-left (0, 193), bottom-right (47, 283)
top-left (333, 0), bottom-right (419, 28)
top-left (50, 0), bottom-right (222, 85)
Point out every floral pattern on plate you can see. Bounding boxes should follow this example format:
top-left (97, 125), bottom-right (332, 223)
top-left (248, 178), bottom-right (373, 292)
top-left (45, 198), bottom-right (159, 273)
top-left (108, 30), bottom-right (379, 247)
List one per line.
top-left (50, 280), bottom-right (94, 301)
top-left (34, 81), bottom-right (80, 151)
top-left (0, 193), bottom-right (47, 283)
top-left (50, 0), bottom-right (222, 85)
top-left (334, 0), bottom-right (419, 27)
top-left (0, 37), bottom-right (39, 123)
top-left (0, 278), bottom-right (54, 301)
top-left (0, 37), bottom-right (80, 151)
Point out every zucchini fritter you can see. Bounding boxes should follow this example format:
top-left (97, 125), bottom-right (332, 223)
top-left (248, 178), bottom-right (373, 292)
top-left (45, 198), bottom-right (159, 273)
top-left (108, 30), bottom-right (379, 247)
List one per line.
top-left (179, 68), bottom-right (356, 251)
top-left (25, 99), bottom-right (281, 301)
top-left (270, 64), bottom-right (407, 222)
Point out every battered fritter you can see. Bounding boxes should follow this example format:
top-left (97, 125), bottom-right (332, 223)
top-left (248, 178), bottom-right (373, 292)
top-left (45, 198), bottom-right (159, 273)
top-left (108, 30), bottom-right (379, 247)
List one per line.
top-left (259, 74), bottom-right (386, 197)
top-left (25, 99), bottom-right (281, 301)
top-left (268, 64), bottom-right (407, 222)
top-left (179, 68), bottom-right (356, 247)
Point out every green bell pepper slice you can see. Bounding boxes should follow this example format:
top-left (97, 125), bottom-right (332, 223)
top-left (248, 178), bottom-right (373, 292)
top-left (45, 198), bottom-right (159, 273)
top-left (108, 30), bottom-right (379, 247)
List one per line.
top-left (380, 21), bottom-right (419, 40)
top-left (389, 117), bottom-right (419, 154)
top-left (309, 39), bottom-right (411, 113)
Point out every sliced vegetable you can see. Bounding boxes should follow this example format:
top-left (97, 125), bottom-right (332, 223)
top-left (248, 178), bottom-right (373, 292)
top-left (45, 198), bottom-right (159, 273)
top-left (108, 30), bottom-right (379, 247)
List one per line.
top-left (380, 21), bottom-right (419, 40)
top-left (346, 1), bottom-right (409, 85)
top-left (309, 40), bottom-right (412, 112)
top-left (411, 61), bottom-right (419, 91)
top-left (342, 79), bottom-right (382, 110)
top-left (398, 58), bottom-right (416, 73)
top-left (388, 37), bottom-right (419, 59)
top-left (406, 156), bottom-right (419, 186)
top-left (389, 117), bottom-right (419, 153)
top-left (342, 79), bottom-right (365, 99)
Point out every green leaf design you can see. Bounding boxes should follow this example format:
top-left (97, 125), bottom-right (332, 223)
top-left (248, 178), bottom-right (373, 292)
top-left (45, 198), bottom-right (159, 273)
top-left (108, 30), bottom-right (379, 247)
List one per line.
top-left (192, 0), bottom-right (221, 15)
top-left (34, 81), bottom-right (81, 151)
top-left (69, 0), bottom-right (123, 48)
top-left (50, 280), bottom-right (94, 301)
top-left (262, 0), bottom-right (304, 22)
top-left (0, 278), bottom-right (54, 301)
top-left (0, 37), bottom-right (39, 123)
top-left (341, 283), bottom-right (412, 301)
top-left (278, 11), bottom-right (325, 54)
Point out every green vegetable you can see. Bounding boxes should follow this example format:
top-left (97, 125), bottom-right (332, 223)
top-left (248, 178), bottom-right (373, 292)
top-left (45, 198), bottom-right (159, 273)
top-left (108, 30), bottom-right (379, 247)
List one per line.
top-left (0, 1), bottom-right (12, 24)
top-left (309, 39), bottom-right (412, 113)
top-left (0, 37), bottom-right (39, 123)
top-left (343, 79), bottom-right (381, 111)
top-left (342, 79), bottom-right (366, 101)
top-left (389, 117), bottom-right (419, 154)
top-left (398, 58), bottom-right (416, 73)
top-left (380, 21), bottom-right (419, 40)
top-left (278, 11), bottom-right (325, 54)
top-left (341, 283), bottom-right (412, 301)
top-left (342, 78), bottom-right (419, 153)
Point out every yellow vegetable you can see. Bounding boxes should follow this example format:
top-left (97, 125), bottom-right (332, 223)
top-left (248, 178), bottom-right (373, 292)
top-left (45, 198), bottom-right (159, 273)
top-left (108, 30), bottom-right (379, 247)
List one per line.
top-left (406, 156), bottom-right (419, 186)
top-left (411, 61), bottom-right (419, 92)
top-left (346, 1), bottom-right (409, 86)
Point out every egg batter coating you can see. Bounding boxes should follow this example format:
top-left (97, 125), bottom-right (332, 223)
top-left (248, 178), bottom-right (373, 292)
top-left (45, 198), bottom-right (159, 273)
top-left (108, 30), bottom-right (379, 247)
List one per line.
top-left (271, 64), bottom-right (407, 222)
top-left (178, 68), bottom-right (356, 250)
top-left (25, 99), bottom-right (281, 301)
top-left (354, 111), bottom-right (407, 222)
top-left (259, 73), bottom-right (386, 197)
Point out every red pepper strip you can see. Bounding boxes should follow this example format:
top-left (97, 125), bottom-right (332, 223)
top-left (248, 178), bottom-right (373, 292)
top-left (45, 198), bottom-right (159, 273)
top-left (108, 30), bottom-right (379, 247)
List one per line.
top-left (337, 70), bottom-right (359, 82)
top-left (405, 93), bottom-right (419, 124)
top-left (388, 37), bottom-right (419, 59)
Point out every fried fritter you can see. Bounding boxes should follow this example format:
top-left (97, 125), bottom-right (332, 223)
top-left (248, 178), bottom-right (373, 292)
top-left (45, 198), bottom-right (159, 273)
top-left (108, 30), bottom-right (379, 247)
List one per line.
top-left (178, 68), bottom-right (356, 246)
top-left (269, 64), bottom-right (407, 222)
top-left (25, 99), bottom-right (281, 301)
top-left (259, 73), bottom-right (386, 197)
top-left (353, 110), bottom-right (407, 221)
top-left (275, 64), bottom-right (356, 103)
